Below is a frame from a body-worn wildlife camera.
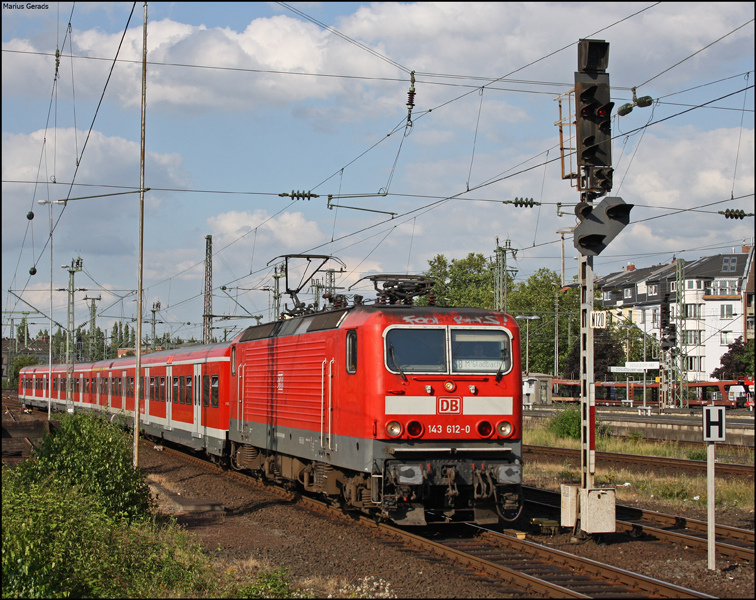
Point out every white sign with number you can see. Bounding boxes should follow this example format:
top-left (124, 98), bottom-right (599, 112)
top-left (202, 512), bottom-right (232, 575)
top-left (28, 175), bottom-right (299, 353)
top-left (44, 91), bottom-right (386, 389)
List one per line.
top-left (590, 311), bottom-right (607, 329)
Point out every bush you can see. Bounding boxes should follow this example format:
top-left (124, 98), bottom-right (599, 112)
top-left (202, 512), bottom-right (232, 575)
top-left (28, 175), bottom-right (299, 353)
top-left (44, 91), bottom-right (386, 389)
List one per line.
top-left (686, 448), bottom-right (708, 462)
top-left (548, 406), bottom-right (582, 440)
top-left (15, 412), bottom-right (154, 522)
top-left (2, 468), bottom-right (216, 598)
top-left (237, 569), bottom-right (310, 599)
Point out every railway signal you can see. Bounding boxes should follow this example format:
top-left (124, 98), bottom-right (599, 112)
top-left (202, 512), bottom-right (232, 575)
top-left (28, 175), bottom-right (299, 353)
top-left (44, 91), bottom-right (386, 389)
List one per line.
top-left (575, 75), bottom-right (613, 169)
top-left (660, 324), bottom-right (677, 351)
top-left (572, 196), bottom-right (633, 256)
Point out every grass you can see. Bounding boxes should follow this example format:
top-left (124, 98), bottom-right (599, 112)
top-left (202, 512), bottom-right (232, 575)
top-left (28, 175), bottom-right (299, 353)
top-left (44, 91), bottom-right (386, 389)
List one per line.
top-left (524, 418), bottom-right (755, 513)
top-left (524, 422), bottom-right (755, 465)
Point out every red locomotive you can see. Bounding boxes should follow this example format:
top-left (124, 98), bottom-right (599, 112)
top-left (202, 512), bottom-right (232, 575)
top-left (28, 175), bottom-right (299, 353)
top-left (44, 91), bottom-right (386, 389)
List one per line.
top-left (19, 273), bottom-right (523, 526)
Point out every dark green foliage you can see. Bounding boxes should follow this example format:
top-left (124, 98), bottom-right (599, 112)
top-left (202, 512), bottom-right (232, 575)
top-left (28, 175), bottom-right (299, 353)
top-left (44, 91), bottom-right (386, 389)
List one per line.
top-left (710, 336), bottom-right (754, 380)
top-left (2, 468), bottom-right (214, 599)
top-left (10, 355), bottom-right (41, 385)
top-left (15, 412), bottom-right (154, 522)
top-left (686, 448), bottom-right (707, 462)
top-left (418, 253), bottom-right (496, 308)
top-left (237, 569), bottom-right (306, 599)
top-left (548, 406), bottom-right (582, 440)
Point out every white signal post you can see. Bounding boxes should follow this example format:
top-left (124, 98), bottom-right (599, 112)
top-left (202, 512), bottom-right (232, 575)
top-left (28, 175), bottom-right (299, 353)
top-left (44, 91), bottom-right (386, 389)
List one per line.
top-left (702, 406), bottom-right (725, 571)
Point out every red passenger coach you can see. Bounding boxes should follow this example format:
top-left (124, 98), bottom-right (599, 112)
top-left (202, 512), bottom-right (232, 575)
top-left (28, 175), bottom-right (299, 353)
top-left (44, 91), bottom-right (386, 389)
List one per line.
top-left (19, 274), bottom-right (524, 526)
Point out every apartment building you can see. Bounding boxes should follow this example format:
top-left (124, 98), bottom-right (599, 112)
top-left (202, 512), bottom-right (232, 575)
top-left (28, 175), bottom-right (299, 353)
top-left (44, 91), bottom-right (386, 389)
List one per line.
top-left (596, 245), bottom-right (754, 382)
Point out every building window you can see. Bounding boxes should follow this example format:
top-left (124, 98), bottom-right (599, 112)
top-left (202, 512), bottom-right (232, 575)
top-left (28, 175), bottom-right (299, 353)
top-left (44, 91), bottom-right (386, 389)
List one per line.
top-left (624, 288), bottom-right (633, 299)
top-left (720, 331), bottom-right (735, 346)
top-left (712, 279), bottom-right (738, 295)
top-left (685, 304), bottom-right (702, 318)
top-left (686, 356), bottom-right (703, 371)
top-left (652, 309), bottom-right (659, 328)
top-left (687, 280), bottom-right (694, 290)
top-left (669, 281), bottom-right (676, 292)
top-left (722, 257), bottom-right (737, 272)
top-left (648, 284), bottom-right (658, 296)
top-left (721, 304), bottom-right (734, 319)
top-left (603, 291), bottom-right (612, 302)
top-left (683, 330), bottom-right (701, 345)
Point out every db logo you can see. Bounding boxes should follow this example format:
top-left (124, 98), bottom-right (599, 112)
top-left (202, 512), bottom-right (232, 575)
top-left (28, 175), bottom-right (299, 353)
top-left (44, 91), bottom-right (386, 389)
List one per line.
top-left (438, 397), bottom-right (461, 414)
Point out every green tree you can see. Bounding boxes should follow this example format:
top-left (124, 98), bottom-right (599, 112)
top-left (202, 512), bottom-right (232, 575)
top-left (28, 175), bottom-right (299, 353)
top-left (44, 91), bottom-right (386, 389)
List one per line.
top-left (711, 336), bottom-right (754, 380)
top-left (10, 355), bottom-right (41, 386)
top-left (561, 327), bottom-right (626, 381)
top-left (419, 253), bottom-right (495, 308)
top-left (16, 317), bottom-right (30, 344)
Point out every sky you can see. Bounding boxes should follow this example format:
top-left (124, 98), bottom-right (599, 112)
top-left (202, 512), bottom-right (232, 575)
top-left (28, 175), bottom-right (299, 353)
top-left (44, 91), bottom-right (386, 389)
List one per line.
top-left (2, 2), bottom-right (754, 344)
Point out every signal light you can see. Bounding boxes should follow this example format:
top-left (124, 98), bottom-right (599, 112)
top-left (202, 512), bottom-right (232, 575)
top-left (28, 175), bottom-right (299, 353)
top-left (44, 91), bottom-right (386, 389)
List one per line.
top-left (661, 324), bottom-right (677, 351)
top-left (659, 295), bottom-right (670, 331)
top-left (573, 196), bottom-right (633, 256)
top-left (575, 73), bottom-right (613, 176)
top-left (722, 209), bottom-right (746, 219)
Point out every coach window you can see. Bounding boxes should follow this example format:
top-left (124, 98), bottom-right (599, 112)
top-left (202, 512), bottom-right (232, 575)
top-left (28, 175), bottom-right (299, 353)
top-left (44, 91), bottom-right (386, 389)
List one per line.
top-left (346, 330), bottom-right (357, 374)
top-left (203, 375), bottom-right (210, 407)
top-left (211, 375), bottom-right (219, 408)
top-left (173, 377), bottom-right (180, 404)
top-left (160, 377), bottom-right (166, 403)
top-left (185, 376), bottom-right (193, 405)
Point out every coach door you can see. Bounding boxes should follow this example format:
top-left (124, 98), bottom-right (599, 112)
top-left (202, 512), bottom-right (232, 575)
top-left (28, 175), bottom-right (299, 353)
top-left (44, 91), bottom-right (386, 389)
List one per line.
top-left (237, 359), bottom-right (245, 433)
top-left (320, 339), bottom-right (336, 451)
top-left (192, 363), bottom-right (202, 438)
top-left (165, 366), bottom-right (172, 431)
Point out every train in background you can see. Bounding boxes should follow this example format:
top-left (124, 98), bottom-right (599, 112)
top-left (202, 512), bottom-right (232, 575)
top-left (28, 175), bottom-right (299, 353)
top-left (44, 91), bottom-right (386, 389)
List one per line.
top-left (18, 271), bottom-right (524, 527)
top-left (552, 378), bottom-right (753, 409)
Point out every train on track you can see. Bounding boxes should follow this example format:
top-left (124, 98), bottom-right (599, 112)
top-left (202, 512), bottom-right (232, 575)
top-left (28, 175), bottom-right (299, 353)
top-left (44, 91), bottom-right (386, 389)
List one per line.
top-left (553, 378), bottom-right (753, 409)
top-left (18, 272), bottom-right (524, 526)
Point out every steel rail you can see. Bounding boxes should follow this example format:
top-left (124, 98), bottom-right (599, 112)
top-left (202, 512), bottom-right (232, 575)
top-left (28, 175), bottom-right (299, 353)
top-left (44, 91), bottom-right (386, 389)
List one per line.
top-left (524, 444), bottom-right (754, 478)
top-left (524, 487), bottom-right (754, 562)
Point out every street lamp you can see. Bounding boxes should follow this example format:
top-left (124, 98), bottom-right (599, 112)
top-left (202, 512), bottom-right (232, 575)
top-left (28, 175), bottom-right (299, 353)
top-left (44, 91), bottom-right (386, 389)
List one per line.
top-left (515, 315), bottom-right (540, 374)
top-left (37, 199), bottom-right (64, 419)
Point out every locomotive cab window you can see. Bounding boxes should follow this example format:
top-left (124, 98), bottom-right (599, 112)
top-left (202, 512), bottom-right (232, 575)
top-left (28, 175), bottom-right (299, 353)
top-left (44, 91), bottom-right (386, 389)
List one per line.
top-left (386, 328), bottom-right (446, 373)
top-left (451, 329), bottom-right (511, 374)
top-left (346, 330), bottom-right (357, 374)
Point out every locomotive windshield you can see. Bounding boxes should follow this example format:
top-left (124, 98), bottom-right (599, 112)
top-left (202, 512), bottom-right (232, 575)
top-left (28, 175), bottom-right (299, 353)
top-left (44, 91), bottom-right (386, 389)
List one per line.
top-left (451, 329), bottom-right (510, 373)
top-left (386, 328), bottom-right (446, 373)
top-left (385, 327), bottom-right (511, 375)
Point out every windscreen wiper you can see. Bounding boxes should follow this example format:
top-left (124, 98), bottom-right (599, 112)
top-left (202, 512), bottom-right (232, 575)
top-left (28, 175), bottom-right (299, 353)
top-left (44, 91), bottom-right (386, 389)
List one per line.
top-left (389, 343), bottom-right (407, 382)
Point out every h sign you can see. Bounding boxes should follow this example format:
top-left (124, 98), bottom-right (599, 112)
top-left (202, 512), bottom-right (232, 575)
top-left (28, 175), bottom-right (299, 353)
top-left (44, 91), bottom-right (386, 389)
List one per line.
top-left (702, 406), bottom-right (726, 442)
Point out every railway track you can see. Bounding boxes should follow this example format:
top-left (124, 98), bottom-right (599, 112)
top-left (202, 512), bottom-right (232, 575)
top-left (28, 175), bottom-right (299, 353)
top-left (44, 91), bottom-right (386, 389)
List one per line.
top-left (524, 444), bottom-right (754, 479)
top-left (155, 443), bottom-right (713, 598)
top-left (524, 486), bottom-right (755, 563)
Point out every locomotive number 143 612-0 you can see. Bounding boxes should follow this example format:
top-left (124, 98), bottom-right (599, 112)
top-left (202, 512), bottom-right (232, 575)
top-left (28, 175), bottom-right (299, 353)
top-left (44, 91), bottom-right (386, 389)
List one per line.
top-left (428, 424), bottom-right (472, 434)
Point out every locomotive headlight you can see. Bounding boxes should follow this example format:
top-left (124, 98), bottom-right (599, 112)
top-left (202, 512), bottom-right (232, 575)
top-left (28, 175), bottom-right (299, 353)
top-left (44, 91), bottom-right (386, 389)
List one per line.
top-left (497, 420), bottom-right (513, 437)
top-left (386, 421), bottom-right (402, 438)
top-left (444, 380), bottom-right (456, 392)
